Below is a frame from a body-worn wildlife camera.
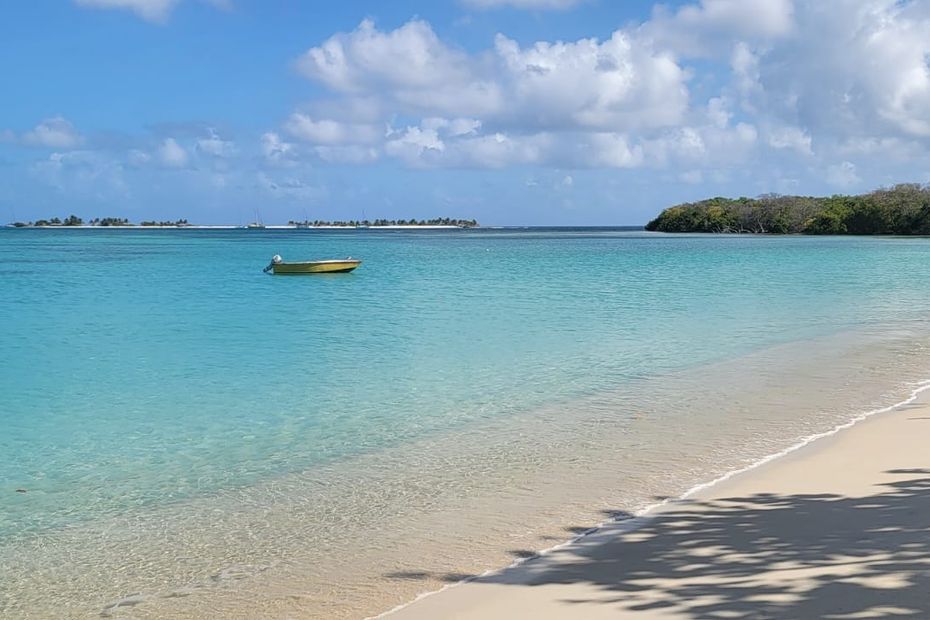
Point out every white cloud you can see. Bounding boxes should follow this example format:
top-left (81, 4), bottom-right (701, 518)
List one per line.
top-left (284, 113), bottom-right (381, 145)
top-left (767, 126), bottom-right (812, 156)
top-left (73, 0), bottom-right (229, 22)
top-left (32, 150), bottom-right (128, 198)
top-left (263, 0), bottom-right (930, 190)
top-left (461, 0), bottom-right (585, 9)
top-left (260, 132), bottom-right (296, 165)
top-left (297, 19), bottom-right (471, 94)
top-left (295, 19), bottom-right (689, 133)
top-left (421, 117), bottom-right (482, 136)
top-left (22, 116), bottom-right (83, 149)
top-left (73, 0), bottom-right (180, 23)
top-left (385, 126), bottom-right (445, 164)
top-left (582, 133), bottom-right (645, 168)
top-left (730, 42), bottom-right (762, 109)
top-left (313, 145), bottom-right (379, 164)
top-left (283, 16), bottom-right (765, 170)
top-left (158, 138), bottom-right (189, 167)
top-left (749, 1), bottom-right (930, 140)
top-left (451, 132), bottom-right (550, 168)
top-left (127, 149), bottom-right (151, 167)
top-left (492, 31), bottom-right (688, 131)
top-left (640, 0), bottom-right (794, 57)
top-left (706, 97), bottom-right (731, 128)
top-left (257, 172), bottom-right (325, 201)
top-left (196, 128), bottom-right (236, 157)
top-left (296, 19), bottom-right (503, 118)
top-left (826, 161), bottom-right (860, 187)
top-left (836, 136), bottom-right (922, 163)
top-left (642, 122), bottom-right (758, 168)
top-left (680, 170), bottom-right (704, 184)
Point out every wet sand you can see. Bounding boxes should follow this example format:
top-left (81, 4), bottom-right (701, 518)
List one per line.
top-left (387, 392), bottom-right (930, 619)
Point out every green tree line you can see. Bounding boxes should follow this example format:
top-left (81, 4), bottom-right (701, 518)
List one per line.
top-left (15, 215), bottom-right (137, 227)
top-left (645, 184), bottom-right (930, 234)
top-left (287, 218), bottom-right (479, 228)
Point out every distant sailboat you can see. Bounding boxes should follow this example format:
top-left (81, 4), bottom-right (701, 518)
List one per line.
top-left (356, 209), bottom-right (370, 229)
top-left (246, 208), bottom-right (265, 229)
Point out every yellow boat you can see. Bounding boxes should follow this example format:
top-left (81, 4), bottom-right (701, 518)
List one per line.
top-left (264, 254), bottom-right (361, 274)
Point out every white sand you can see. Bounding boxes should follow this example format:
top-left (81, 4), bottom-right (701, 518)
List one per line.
top-left (387, 394), bottom-right (930, 619)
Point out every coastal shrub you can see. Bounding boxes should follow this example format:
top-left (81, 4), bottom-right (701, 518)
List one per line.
top-left (645, 184), bottom-right (930, 235)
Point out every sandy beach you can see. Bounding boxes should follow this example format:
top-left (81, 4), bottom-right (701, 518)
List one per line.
top-left (387, 390), bottom-right (930, 619)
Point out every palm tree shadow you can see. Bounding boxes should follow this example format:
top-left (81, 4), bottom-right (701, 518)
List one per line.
top-left (476, 470), bottom-right (930, 617)
top-left (387, 470), bottom-right (930, 618)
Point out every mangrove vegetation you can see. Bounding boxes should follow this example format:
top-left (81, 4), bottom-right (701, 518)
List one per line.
top-left (645, 184), bottom-right (930, 234)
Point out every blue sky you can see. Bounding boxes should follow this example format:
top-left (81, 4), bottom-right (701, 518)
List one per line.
top-left (2, 0), bottom-right (929, 225)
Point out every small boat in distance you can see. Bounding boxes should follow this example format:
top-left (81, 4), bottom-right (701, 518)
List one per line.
top-left (263, 254), bottom-right (361, 275)
top-left (246, 208), bottom-right (265, 228)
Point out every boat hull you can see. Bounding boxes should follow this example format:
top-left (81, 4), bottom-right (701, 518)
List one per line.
top-left (271, 259), bottom-right (361, 274)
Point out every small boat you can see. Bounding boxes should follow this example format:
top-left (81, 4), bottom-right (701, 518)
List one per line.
top-left (263, 254), bottom-right (361, 275)
top-left (247, 209), bottom-right (265, 229)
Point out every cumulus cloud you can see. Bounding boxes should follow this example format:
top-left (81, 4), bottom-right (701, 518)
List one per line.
top-left (755, 0), bottom-right (930, 141)
top-left (196, 128), bottom-right (236, 157)
top-left (826, 161), bottom-right (860, 187)
top-left (297, 19), bottom-right (466, 94)
top-left (384, 126), bottom-right (445, 164)
top-left (450, 132), bottom-right (551, 167)
top-left (296, 19), bottom-right (502, 117)
top-left (582, 133), bottom-right (645, 168)
top-left (639, 0), bottom-right (794, 57)
top-left (493, 31), bottom-right (688, 131)
top-left (32, 150), bottom-right (129, 198)
top-left (297, 19), bottom-right (688, 132)
top-left (260, 132), bottom-right (296, 165)
top-left (284, 113), bottom-right (381, 145)
top-left (766, 125), bottom-right (812, 156)
top-left (22, 116), bottom-right (83, 149)
top-left (158, 138), bottom-right (189, 167)
top-left (421, 117), bottom-right (482, 136)
top-left (279, 16), bottom-right (777, 170)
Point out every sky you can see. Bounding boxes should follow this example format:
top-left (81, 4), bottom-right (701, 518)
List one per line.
top-left (2, 0), bottom-right (930, 225)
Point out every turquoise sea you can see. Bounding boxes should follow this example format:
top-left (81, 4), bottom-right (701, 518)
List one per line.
top-left (4, 228), bottom-right (930, 618)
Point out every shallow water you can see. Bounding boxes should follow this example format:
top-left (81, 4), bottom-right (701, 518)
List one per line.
top-left (3, 229), bottom-right (930, 618)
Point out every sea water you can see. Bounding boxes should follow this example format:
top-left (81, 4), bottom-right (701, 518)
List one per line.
top-left (3, 228), bottom-right (930, 618)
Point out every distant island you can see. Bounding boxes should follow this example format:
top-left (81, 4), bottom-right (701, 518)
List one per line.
top-left (10, 216), bottom-right (190, 227)
top-left (645, 183), bottom-right (930, 234)
top-left (288, 218), bottom-right (478, 228)
top-left (6, 216), bottom-right (478, 229)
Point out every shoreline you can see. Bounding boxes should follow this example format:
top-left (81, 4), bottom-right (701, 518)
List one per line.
top-left (383, 380), bottom-right (930, 618)
top-left (5, 325), bottom-right (930, 619)
top-left (1, 224), bottom-right (468, 230)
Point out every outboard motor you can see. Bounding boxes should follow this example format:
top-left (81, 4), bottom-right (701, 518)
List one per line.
top-left (263, 254), bottom-right (283, 273)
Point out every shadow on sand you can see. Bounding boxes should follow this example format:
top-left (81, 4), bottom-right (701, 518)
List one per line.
top-left (387, 470), bottom-right (930, 618)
